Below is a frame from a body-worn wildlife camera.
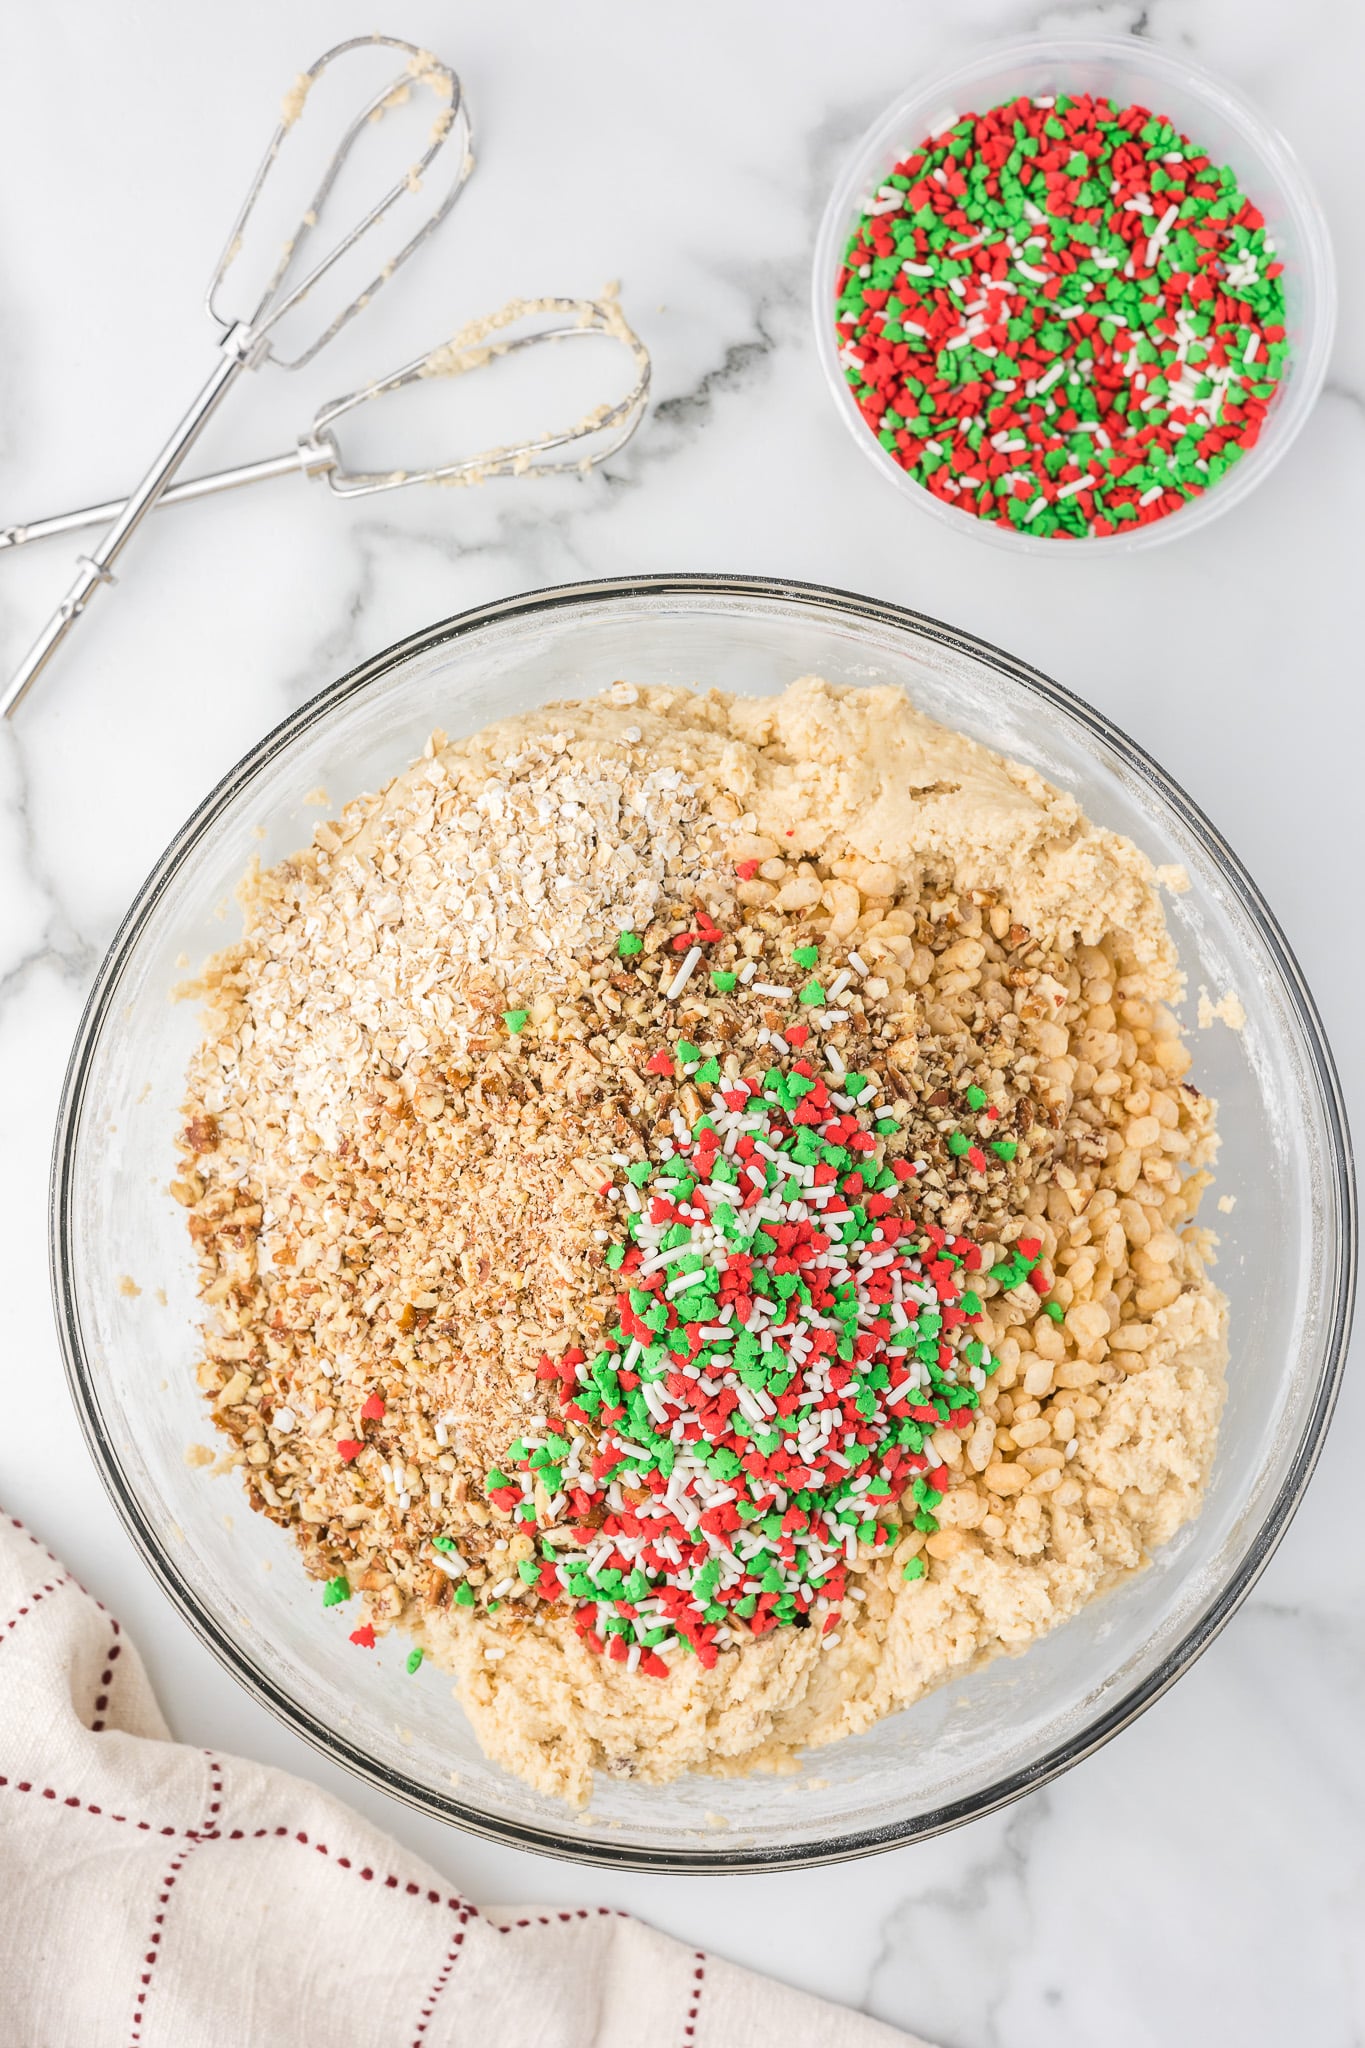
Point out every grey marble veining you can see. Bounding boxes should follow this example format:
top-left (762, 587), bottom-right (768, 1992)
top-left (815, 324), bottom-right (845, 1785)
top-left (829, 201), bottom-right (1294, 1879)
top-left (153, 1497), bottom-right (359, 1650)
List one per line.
top-left (0, 3), bottom-right (1360, 2041)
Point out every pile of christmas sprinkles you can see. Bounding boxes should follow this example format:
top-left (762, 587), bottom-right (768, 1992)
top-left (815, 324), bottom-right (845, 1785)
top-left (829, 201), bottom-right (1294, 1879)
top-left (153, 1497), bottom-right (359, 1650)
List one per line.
top-left (420, 978), bottom-right (1045, 1680)
top-left (835, 90), bottom-right (1289, 537)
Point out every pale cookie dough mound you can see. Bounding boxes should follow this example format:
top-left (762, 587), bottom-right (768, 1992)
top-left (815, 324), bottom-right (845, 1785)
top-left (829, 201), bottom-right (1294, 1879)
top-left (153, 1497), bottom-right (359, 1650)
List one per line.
top-left (178, 676), bottom-right (1227, 1807)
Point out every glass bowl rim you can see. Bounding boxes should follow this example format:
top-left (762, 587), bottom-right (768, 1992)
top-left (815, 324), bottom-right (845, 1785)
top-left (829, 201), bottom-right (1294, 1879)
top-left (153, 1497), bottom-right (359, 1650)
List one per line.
top-left (809, 31), bottom-right (1340, 557)
top-left (51, 571), bottom-right (1357, 1871)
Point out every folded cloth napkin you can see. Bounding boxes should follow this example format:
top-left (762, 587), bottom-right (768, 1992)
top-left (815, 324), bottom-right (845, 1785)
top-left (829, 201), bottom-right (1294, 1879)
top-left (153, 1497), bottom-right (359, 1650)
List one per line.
top-left (0, 1513), bottom-right (922, 2048)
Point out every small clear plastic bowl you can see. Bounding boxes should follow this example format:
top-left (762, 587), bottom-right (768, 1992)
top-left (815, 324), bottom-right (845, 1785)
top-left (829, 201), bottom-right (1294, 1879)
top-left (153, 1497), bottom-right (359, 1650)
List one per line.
top-left (54, 576), bottom-right (1354, 1870)
top-left (811, 35), bottom-right (1337, 554)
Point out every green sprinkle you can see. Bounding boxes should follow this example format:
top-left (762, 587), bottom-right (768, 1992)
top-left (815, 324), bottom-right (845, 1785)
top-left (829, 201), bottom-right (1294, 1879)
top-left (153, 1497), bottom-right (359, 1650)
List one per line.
top-left (711, 970), bottom-right (738, 992)
top-left (1045, 1299), bottom-right (1066, 1322)
top-left (792, 944), bottom-right (820, 968)
top-left (502, 1009), bottom-right (529, 1034)
top-left (454, 1582), bottom-right (476, 1607)
top-left (431, 1537), bottom-right (458, 1556)
top-left (406, 1647), bottom-right (424, 1674)
top-left (966, 1085), bottom-right (988, 1110)
top-left (322, 1575), bottom-right (350, 1607)
top-left (991, 1139), bottom-right (1018, 1161)
top-left (617, 931), bottom-right (644, 957)
top-left (902, 1556), bottom-right (926, 1582)
top-left (799, 980), bottom-right (827, 1007)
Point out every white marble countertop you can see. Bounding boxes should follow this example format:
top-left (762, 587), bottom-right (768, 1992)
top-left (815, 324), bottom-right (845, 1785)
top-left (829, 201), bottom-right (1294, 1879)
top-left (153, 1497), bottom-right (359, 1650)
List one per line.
top-left (1, 2), bottom-right (1361, 2040)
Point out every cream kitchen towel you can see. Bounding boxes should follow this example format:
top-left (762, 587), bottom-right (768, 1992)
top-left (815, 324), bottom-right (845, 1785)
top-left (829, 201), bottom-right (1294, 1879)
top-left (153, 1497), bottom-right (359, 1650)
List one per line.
top-left (0, 1512), bottom-right (922, 2048)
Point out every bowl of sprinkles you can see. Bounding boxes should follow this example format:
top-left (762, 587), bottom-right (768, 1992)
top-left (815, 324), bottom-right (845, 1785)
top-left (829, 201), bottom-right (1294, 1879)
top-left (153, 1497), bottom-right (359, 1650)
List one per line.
top-left (813, 36), bottom-right (1336, 547)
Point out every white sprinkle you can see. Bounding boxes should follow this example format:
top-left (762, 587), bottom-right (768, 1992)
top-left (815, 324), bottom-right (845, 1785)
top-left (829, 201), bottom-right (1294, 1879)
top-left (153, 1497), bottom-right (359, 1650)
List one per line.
top-left (1139, 484), bottom-right (1165, 506)
top-left (737, 960), bottom-right (758, 985)
top-left (666, 946), bottom-right (703, 1000)
top-left (1146, 203), bottom-right (1180, 266)
top-left (751, 983), bottom-right (793, 1000)
top-left (1056, 473), bottom-right (1099, 501)
top-left (847, 951), bottom-right (870, 977)
top-left (1024, 497), bottom-right (1047, 523)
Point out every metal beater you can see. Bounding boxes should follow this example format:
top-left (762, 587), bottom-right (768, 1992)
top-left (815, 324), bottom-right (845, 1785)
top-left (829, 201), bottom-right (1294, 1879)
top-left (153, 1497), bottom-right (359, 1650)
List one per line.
top-left (1, 34), bottom-right (474, 719)
top-left (0, 295), bottom-right (651, 546)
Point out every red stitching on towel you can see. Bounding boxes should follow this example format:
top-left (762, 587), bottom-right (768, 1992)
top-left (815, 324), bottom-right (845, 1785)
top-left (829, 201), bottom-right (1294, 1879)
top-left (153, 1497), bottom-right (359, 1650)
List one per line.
top-left (212, 1825), bottom-right (469, 1911)
top-left (683, 1952), bottom-right (706, 2040)
top-left (0, 1760), bottom-right (475, 1923)
top-left (0, 1573), bottom-right (73, 1642)
top-left (6, 1515), bottom-right (111, 1611)
top-left (410, 1923), bottom-right (469, 2043)
top-left (496, 1907), bottom-right (628, 1933)
top-left (129, 1754), bottom-right (225, 2042)
top-left (92, 1616), bottom-right (123, 1732)
top-left (5, 1516), bottom-right (70, 1571)
top-left (3, 1514), bottom-right (130, 1735)
top-left (0, 1775), bottom-right (199, 1836)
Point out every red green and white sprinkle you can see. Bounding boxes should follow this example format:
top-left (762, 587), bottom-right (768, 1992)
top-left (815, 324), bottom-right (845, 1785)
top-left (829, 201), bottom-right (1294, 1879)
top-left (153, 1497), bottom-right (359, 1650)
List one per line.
top-left (836, 91), bottom-right (1289, 537)
top-left (481, 1039), bottom-right (1043, 1675)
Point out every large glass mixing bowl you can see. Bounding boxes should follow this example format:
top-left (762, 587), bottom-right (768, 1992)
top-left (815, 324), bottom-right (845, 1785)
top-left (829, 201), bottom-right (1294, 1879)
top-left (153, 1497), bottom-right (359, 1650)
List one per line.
top-left (53, 575), bottom-right (1354, 1870)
